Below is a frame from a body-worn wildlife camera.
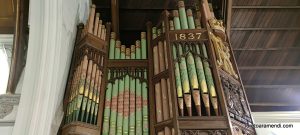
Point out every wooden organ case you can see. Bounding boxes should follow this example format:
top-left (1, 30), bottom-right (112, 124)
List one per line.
top-left (61, 0), bottom-right (256, 135)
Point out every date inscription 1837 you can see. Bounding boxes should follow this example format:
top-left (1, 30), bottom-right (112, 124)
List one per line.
top-left (169, 30), bottom-right (207, 42)
top-left (175, 33), bottom-right (202, 40)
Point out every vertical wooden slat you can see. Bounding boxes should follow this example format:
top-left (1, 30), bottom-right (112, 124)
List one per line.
top-left (111, 0), bottom-right (119, 38)
top-left (163, 10), bottom-right (180, 135)
top-left (146, 22), bottom-right (156, 135)
top-left (98, 23), bottom-right (111, 132)
top-left (226, 0), bottom-right (233, 36)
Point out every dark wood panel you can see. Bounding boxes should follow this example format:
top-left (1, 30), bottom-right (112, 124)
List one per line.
top-left (92, 0), bottom-right (110, 8)
top-left (118, 30), bottom-right (145, 45)
top-left (119, 0), bottom-right (166, 9)
top-left (119, 12), bottom-right (161, 31)
top-left (93, 0), bottom-right (194, 9)
top-left (94, 8), bottom-right (111, 23)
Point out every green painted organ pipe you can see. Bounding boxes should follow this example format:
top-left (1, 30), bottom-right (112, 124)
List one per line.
top-left (142, 70), bottom-right (149, 134)
top-left (109, 32), bottom-right (116, 59)
top-left (109, 71), bottom-right (119, 135)
top-left (173, 9), bottom-right (192, 116)
top-left (116, 71), bottom-right (125, 135)
top-left (135, 71), bottom-right (143, 134)
top-left (201, 44), bottom-right (219, 115)
top-left (123, 74), bottom-right (130, 135)
top-left (102, 71), bottom-right (112, 135)
top-left (141, 32), bottom-right (147, 59)
top-left (129, 71), bottom-right (136, 135)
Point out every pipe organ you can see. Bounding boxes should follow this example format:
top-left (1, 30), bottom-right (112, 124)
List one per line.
top-left (62, 1), bottom-right (256, 135)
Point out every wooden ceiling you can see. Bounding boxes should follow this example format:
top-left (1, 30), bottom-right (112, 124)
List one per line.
top-left (231, 0), bottom-right (300, 111)
top-left (94, 0), bottom-right (300, 112)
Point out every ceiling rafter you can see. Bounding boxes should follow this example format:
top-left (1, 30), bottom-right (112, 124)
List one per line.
top-left (231, 27), bottom-right (300, 31)
top-left (232, 6), bottom-right (300, 9)
top-left (233, 47), bottom-right (300, 51)
top-left (250, 103), bottom-right (300, 107)
top-left (239, 66), bottom-right (300, 70)
top-left (244, 85), bottom-right (300, 89)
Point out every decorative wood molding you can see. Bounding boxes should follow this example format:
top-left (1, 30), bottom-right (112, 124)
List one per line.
top-left (220, 74), bottom-right (257, 134)
top-left (6, 0), bottom-right (29, 94)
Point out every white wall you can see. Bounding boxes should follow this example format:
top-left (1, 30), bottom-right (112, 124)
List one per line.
top-left (11, 0), bottom-right (90, 135)
top-left (0, 34), bottom-right (14, 95)
top-left (0, 126), bottom-right (13, 135)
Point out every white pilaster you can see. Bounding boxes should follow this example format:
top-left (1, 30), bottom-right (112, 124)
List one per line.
top-left (12, 0), bottom-right (90, 135)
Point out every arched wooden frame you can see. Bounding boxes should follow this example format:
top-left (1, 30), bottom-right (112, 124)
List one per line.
top-left (6, 0), bottom-right (30, 94)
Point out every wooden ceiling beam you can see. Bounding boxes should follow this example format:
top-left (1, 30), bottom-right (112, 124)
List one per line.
top-left (239, 66), bottom-right (300, 70)
top-left (250, 105), bottom-right (300, 112)
top-left (233, 47), bottom-right (300, 51)
top-left (250, 102), bottom-right (300, 112)
top-left (231, 27), bottom-right (300, 31)
top-left (245, 85), bottom-right (300, 89)
top-left (232, 6), bottom-right (300, 9)
top-left (250, 103), bottom-right (300, 107)
top-left (225, 0), bottom-right (232, 36)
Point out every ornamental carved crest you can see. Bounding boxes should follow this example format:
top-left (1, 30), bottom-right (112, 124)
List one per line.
top-left (221, 76), bottom-right (252, 125)
top-left (181, 130), bottom-right (227, 135)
